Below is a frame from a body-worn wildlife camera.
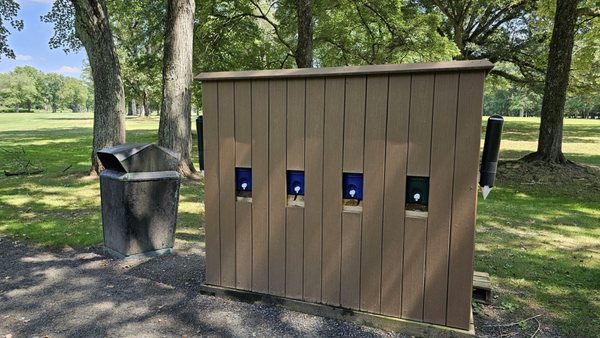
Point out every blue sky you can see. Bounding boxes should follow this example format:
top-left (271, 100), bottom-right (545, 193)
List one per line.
top-left (0, 0), bottom-right (86, 78)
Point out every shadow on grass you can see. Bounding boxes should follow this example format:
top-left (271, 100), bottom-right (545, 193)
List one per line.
top-left (475, 178), bottom-right (600, 337)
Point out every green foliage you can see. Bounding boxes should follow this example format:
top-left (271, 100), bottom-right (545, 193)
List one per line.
top-left (316, 0), bottom-right (459, 66)
top-left (0, 0), bottom-right (23, 60)
top-left (108, 0), bottom-right (166, 114)
top-left (0, 71), bottom-right (38, 112)
top-left (0, 66), bottom-right (90, 113)
top-left (41, 0), bottom-right (82, 53)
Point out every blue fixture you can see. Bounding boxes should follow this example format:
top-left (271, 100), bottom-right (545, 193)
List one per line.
top-left (343, 173), bottom-right (363, 200)
top-left (287, 170), bottom-right (305, 196)
top-left (235, 168), bottom-right (252, 192)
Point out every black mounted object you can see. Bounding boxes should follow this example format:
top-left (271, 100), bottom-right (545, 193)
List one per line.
top-left (480, 115), bottom-right (504, 188)
top-left (98, 143), bottom-right (181, 259)
top-left (196, 116), bottom-right (205, 171)
top-left (406, 176), bottom-right (429, 206)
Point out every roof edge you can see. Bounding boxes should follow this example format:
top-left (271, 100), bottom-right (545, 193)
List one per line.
top-left (195, 60), bottom-right (494, 81)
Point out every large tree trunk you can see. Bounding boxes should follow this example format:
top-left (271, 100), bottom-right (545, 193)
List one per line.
top-left (158, 0), bottom-right (196, 176)
top-left (522, 0), bottom-right (579, 164)
top-left (295, 0), bottom-right (313, 68)
top-left (71, 0), bottom-right (126, 174)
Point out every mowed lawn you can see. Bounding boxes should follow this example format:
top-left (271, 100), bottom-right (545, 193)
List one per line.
top-left (1, 113), bottom-right (599, 337)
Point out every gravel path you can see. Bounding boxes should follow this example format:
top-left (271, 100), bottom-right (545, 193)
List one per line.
top-left (0, 235), bottom-right (406, 338)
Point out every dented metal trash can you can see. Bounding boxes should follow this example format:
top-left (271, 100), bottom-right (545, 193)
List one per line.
top-left (98, 143), bottom-right (181, 259)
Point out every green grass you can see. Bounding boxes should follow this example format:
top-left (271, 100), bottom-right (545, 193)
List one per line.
top-left (1, 113), bottom-right (599, 336)
top-left (0, 112), bottom-right (203, 247)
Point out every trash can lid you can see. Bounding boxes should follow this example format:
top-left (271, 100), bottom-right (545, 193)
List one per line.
top-left (97, 143), bottom-right (180, 173)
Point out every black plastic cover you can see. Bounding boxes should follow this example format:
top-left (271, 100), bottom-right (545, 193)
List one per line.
top-left (97, 143), bottom-right (180, 173)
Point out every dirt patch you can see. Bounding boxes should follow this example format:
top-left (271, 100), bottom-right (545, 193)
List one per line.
top-left (497, 160), bottom-right (600, 193)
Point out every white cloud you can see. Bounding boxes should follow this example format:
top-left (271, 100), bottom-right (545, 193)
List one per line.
top-left (15, 54), bottom-right (33, 61)
top-left (56, 66), bottom-right (81, 74)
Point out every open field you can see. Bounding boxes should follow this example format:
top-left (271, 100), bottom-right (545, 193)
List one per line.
top-left (1, 113), bottom-right (599, 337)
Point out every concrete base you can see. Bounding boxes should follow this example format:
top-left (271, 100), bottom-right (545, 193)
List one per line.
top-left (199, 284), bottom-right (475, 338)
top-left (103, 246), bottom-right (174, 261)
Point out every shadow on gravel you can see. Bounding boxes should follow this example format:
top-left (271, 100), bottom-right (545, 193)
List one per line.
top-left (0, 237), bottom-right (395, 337)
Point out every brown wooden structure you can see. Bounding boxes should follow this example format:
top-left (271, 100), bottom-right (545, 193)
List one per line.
top-left (196, 60), bottom-right (493, 332)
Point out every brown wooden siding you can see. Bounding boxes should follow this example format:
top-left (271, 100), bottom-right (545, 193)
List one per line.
top-left (200, 64), bottom-right (488, 331)
top-left (447, 71), bottom-right (485, 329)
top-left (251, 80), bottom-right (269, 293)
top-left (202, 82), bottom-right (220, 286)
top-left (217, 81), bottom-right (236, 288)
top-left (380, 74), bottom-right (411, 317)
top-left (304, 78), bottom-right (325, 303)
top-left (321, 77), bottom-right (345, 306)
top-left (423, 73), bottom-right (459, 324)
top-left (360, 75), bottom-right (388, 313)
top-left (268, 79), bottom-right (287, 297)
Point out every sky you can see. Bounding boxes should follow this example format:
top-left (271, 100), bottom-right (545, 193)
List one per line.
top-left (0, 0), bottom-right (86, 78)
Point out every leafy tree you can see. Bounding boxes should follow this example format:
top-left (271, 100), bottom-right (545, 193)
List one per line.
top-left (523, 0), bottom-right (600, 163)
top-left (39, 73), bottom-right (65, 112)
top-left (0, 71), bottom-right (38, 112)
top-left (315, 0), bottom-right (458, 66)
top-left (0, 0), bottom-right (23, 60)
top-left (108, 0), bottom-right (165, 116)
top-left (13, 66), bottom-right (43, 110)
top-left (59, 77), bottom-right (89, 112)
top-left (43, 0), bottom-right (126, 174)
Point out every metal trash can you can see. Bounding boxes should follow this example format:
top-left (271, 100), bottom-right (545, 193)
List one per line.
top-left (97, 143), bottom-right (181, 259)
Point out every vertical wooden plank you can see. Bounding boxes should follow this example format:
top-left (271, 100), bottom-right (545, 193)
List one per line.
top-left (202, 81), bottom-right (221, 286)
top-left (381, 75), bottom-right (410, 317)
top-left (360, 75), bottom-right (388, 313)
top-left (321, 77), bottom-right (345, 306)
top-left (401, 217), bottom-right (427, 321)
top-left (341, 212), bottom-right (361, 310)
top-left (285, 78), bottom-right (305, 300)
top-left (235, 81), bottom-right (252, 167)
top-left (268, 79), bottom-right (287, 296)
top-left (342, 76), bottom-right (366, 173)
top-left (304, 78), bottom-right (324, 303)
top-left (218, 81), bottom-right (236, 288)
top-left (447, 71), bottom-right (485, 330)
top-left (340, 76), bottom-right (365, 310)
top-left (251, 80), bottom-right (269, 293)
top-left (423, 73), bottom-right (459, 325)
top-left (235, 202), bottom-right (252, 290)
top-left (406, 73), bottom-right (434, 176)
top-left (234, 80), bottom-right (252, 291)
top-left (287, 79), bottom-right (305, 170)
top-left (401, 73), bottom-right (434, 321)
top-left (286, 207), bottom-right (304, 299)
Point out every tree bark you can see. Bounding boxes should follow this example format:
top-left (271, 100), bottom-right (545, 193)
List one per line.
top-left (295, 0), bottom-right (313, 68)
top-left (142, 90), bottom-right (150, 116)
top-left (158, 0), bottom-right (196, 176)
top-left (71, 0), bottom-right (126, 174)
top-left (522, 0), bottom-right (579, 164)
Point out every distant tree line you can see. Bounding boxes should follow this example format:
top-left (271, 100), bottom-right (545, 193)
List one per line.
top-left (2, 0), bottom-right (599, 169)
top-left (0, 65), bottom-right (92, 113)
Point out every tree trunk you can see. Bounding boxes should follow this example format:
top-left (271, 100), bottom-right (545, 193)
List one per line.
top-left (71, 0), bottom-right (126, 174)
top-left (295, 0), bottom-right (313, 68)
top-left (522, 0), bottom-right (579, 164)
top-left (128, 99), bottom-right (137, 116)
top-left (142, 90), bottom-right (150, 116)
top-left (158, 0), bottom-right (196, 176)
top-left (15, 103), bottom-right (19, 113)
